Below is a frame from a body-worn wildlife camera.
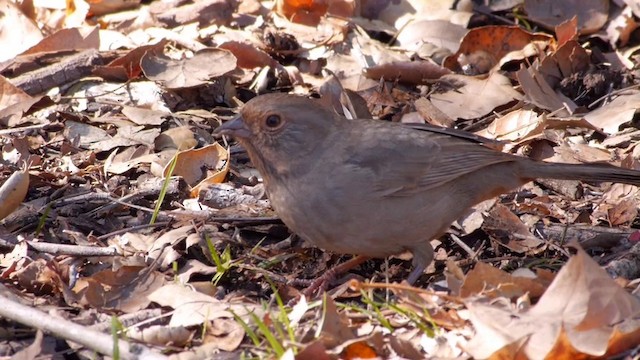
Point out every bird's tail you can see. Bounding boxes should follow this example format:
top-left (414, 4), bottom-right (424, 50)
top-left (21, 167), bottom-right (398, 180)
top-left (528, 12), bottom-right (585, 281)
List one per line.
top-left (523, 161), bottom-right (640, 186)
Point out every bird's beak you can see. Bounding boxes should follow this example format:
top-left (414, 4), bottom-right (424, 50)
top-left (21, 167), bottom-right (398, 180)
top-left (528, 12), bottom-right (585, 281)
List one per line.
top-left (214, 115), bottom-right (251, 138)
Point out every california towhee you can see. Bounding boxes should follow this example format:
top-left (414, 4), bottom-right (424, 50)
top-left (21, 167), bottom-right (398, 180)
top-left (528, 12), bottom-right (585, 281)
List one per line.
top-left (215, 93), bottom-right (640, 288)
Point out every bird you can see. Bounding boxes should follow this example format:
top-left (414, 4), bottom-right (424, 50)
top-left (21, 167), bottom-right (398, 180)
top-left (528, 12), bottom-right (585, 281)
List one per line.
top-left (214, 93), bottom-right (640, 293)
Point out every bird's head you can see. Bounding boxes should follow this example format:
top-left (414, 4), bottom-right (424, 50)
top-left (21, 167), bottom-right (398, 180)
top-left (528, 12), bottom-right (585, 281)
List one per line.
top-left (215, 93), bottom-right (342, 177)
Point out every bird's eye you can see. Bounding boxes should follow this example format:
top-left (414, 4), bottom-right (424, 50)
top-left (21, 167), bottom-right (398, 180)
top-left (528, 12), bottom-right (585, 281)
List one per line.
top-left (265, 114), bottom-right (282, 128)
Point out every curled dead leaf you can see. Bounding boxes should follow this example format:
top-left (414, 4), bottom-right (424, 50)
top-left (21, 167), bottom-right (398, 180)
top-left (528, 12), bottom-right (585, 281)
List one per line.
top-left (0, 166), bottom-right (29, 221)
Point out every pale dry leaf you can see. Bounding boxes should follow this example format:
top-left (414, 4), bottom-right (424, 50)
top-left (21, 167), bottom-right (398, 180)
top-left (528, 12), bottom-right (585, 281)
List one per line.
top-left (607, 6), bottom-right (639, 46)
top-left (154, 126), bottom-right (197, 151)
top-left (584, 91), bottom-right (640, 134)
top-left (128, 325), bottom-right (192, 346)
top-left (525, 0), bottom-right (609, 35)
top-left (105, 147), bottom-right (172, 175)
top-left (10, 329), bottom-right (43, 360)
top-left (395, 19), bottom-right (467, 53)
top-left (476, 108), bottom-right (544, 141)
top-left (371, 0), bottom-right (471, 29)
top-left (147, 225), bottom-right (194, 266)
top-left (0, 0), bottom-right (43, 62)
top-left (413, 97), bottom-right (455, 127)
top-left (141, 48), bottom-right (237, 89)
top-left (176, 259), bottom-right (218, 284)
top-left (624, 0), bottom-right (640, 17)
top-left (430, 72), bottom-right (523, 120)
top-left (63, 121), bottom-right (110, 149)
top-left (121, 106), bottom-right (169, 126)
top-left (456, 198), bottom-right (495, 234)
top-left (147, 283), bottom-right (259, 327)
top-left (203, 318), bottom-right (245, 352)
top-left (91, 126), bottom-right (160, 152)
top-left (464, 245), bottom-right (640, 359)
top-left (64, 0), bottom-right (90, 28)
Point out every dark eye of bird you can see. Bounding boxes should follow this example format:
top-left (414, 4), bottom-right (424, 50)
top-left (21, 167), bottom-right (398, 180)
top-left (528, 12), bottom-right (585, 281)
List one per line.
top-left (265, 114), bottom-right (281, 128)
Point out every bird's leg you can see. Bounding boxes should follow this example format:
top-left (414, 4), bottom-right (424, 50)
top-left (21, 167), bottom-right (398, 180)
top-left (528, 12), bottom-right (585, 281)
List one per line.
top-left (407, 264), bottom-right (425, 285)
top-left (302, 255), bottom-right (370, 297)
top-left (407, 245), bottom-right (434, 284)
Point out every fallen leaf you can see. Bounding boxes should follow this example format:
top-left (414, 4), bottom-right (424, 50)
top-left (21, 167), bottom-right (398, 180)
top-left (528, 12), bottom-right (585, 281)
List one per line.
top-left (430, 72), bottom-right (523, 120)
top-left (141, 48), bottom-right (237, 89)
top-left (525, 0), bottom-right (609, 35)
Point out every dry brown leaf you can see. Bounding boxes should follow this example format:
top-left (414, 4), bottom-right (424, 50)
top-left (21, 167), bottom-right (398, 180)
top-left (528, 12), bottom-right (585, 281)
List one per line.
top-left (73, 266), bottom-right (166, 312)
top-left (538, 40), bottom-right (590, 88)
top-left (483, 203), bottom-right (544, 253)
top-left (516, 62), bottom-right (577, 116)
top-left (443, 25), bottom-right (553, 72)
top-left (544, 142), bottom-right (614, 164)
top-left (218, 40), bottom-right (278, 69)
top-left (593, 183), bottom-right (640, 226)
top-left (605, 198), bottom-right (638, 226)
top-left (161, 143), bottom-right (229, 197)
top-left (276, 0), bottom-right (355, 26)
top-left (555, 16), bottom-right (579, 46)
top-left (94, 40), bottom-right (169, 81)
top-left (0, 75), bottom-right (43, 127)
top-left (460, 262), bottom-right (549, 299)
top-left (363, 60), bottom-right (451, 85)
top-left (21, 26), bottom-right (99, 55)
top-left (87, 0), bottom-right (141, 17)
top-left (318, 296), bottom-right (355, 348)
top-left (297, 340), bottom-right (331, 360)
top-left (151, 0), bottom-right (236, 28)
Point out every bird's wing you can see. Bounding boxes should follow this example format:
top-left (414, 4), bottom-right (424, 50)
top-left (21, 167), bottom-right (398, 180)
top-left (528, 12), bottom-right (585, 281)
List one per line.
top-left (342, 120), bottom-right (518, 197)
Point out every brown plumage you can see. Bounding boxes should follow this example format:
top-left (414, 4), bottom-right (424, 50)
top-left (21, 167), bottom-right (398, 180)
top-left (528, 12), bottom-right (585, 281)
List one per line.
top-left (215, 93), bottom-right (640, 286)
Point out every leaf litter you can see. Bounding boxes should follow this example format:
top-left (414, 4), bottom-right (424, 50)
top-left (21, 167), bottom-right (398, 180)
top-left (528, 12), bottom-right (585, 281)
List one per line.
top-left (0, 0), bottom-right (640, 358)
